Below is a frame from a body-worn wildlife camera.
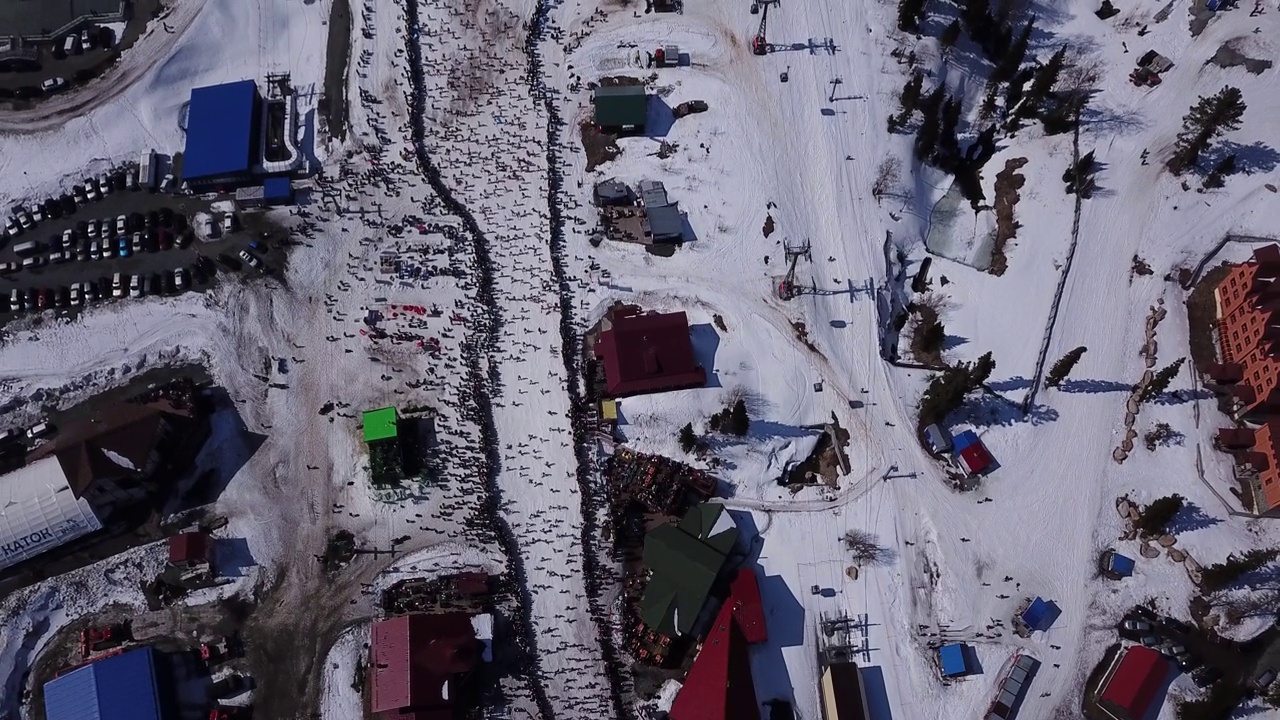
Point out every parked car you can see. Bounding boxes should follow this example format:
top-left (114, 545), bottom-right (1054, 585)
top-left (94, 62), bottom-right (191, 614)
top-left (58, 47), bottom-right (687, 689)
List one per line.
top-left (40, 77), bottom-right (68, 93)
top-left (116, 215), bottom-right (127, 235)
top-left (1139, 635), bottom-right (1160, 647)
top-left (112, 273), bottom-right (124, 298)
top-left (198, 214), bottom-right (214, 237)
top-left (35, 289), bottom-right (49, 310)
top-left (1160, 643), bottom-right (1186, 658)
top-left (21, 256), bottom-right (45, 269)
top-left (1122, 619), bottom-right (1152, 633)
top-left (0, 262), bottom-right (17, 274)
top-left (61, 228), bottom-right (75, 248)
top-left (222, 213), bottom-right (236, 233)
top-left (85, 180), bottom-right (100, 201)
top-left (100, 217), bottom-right (114, 237)
top-left (69, 284), bottom-right (82, 306)
top-left (25, 421), bottom-right (53, 439)
top-left (4, 216), bottom-right (19, 236)
top-left (54, 287), bottom-right (69, 307)
top-left (142, 273), bottom-right (155, 296)
top-left (30, 206), bottom-right (44, 223)
top-left (129, 274), bottom-right (141, 298)
top-left (117, 236), bottom-right (130, 258)
top-left (132, 232), bottom-right (144, 254)
top-left (49, 250), bottom-right (72, 264)
top-left (72, 185), bottom-right (88, 203)
top-left (174, 267), bottom-right (188, 291)
top-left (98, 176), bottom-right (112, 196)
top-left (238, 250), bottom-right (261, 269)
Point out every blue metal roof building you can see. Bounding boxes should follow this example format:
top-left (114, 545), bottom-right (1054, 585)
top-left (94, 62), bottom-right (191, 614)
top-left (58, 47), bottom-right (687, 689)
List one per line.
top-left (1020, 597), bottom-right (1061, 633)
top-left (45, 646), bottom-right (166, 720)
top-left (1106, 551), bottom-right (1136, 578)
top-left (939, 643), bottom-right (970, 677)
top-left (262, 177), bottom-right (294, 204)
top-left (182, 80), bottom-right (262, 188)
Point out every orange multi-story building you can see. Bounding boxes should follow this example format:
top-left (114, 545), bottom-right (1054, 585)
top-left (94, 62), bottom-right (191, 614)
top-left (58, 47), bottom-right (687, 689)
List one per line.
top-left (1211, 244), bottom-right (1280, 515)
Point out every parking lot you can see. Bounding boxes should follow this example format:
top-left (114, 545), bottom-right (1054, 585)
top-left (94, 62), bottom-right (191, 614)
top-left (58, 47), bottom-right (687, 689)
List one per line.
top-left (0, 167), bottom-right (287, 317)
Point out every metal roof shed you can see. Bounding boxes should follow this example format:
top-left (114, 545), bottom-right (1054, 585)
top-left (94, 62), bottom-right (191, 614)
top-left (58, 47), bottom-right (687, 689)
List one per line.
top-left (44, 646), bottom-right (165, 720)
top-left (1106, 551), bottom-right (1136, 578)
top-left (182, 80), bottom-right (261, 182)
top-left (952, 430), bottom-right (979, 452)
top-left (645, 204), bottom-right (684, 243)
top-left (362, 407), bottom-right (400, 443)
top-left (1020, 597), bottom-right (1061, 633)
top-left (939, 643), bottom-right (969, 677)
top-left (262, 177), bottom-right (294, 203)
top-left (593, 85), bottom-right (648, 131)
top-left (0, 456), bottom-right (103, 572)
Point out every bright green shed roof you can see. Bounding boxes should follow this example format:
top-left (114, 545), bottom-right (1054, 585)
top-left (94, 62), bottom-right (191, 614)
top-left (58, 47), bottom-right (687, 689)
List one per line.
top-left (362, 407), bottom-right (399, 443)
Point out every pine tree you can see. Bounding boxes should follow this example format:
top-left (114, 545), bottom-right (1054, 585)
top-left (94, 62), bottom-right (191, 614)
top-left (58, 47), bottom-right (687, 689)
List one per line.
top-left (678, 423), bottom-right (696, 453)
top-left (1200, 548), bottom-right (1280, 592)
top-left (914, 101), bottom-right (942, 162)
top-left (1136, 494), bottom-right (1184, 536)
top-left (1167, 86), bottom-right (1247, 175)
top-left (1063, 151), bottom-right (1096, 195)
top-left (899, 73), bottom-right (924, 119)
top-left (962, 0), bottom-right (992, 44)
top-left (1004, 72), bottom-right (1029, 123)
top-left (897, 0), bottom-right (927, 32)
top-left (940, 20), bottom-right (962, 50)
top-left (919, 366), bottom-right (972, 426)
top-left (937, 97), bottom-right (962, 164)
top-left (1202, 153), bottom-right (1237, 189)
top-left (1045, 346), bottom-right (1086, 388)
top-left (1027, 46), bottom-right (1067, 104)
top-left (968, 352), bottom-right (996, 389)
top-left (728, 399), bottom-right (750, 436)
top-left (1140, 358), bottom-right (1186, 403)
top-left (991, 17), bottom-right (1034, 83)
top-left (979, 83), bottom-right (1000, 121)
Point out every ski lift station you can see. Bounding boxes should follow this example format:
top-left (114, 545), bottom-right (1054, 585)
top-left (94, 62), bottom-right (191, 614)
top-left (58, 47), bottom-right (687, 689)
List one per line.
top-left (181, 76), bottom-right (304, 196)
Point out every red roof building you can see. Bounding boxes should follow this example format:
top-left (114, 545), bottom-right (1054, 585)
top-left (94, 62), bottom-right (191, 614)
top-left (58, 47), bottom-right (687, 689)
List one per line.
top-left (1213, 245), bottom-right (1280, 420)
top-left (958, 442), bottom-right (994, 475)
top-left (168, 532), bottom-right (210, 567)
top-left (669, 602), bottom-right (760, 720)
top-left (1098, 645), bottom-right (1168, 720)
top-left (594, 306), bottom-right (706, 397)
top-left (370, 613), bottom-right (480, 720)
top-left (728, 568), bottom-right (768, 644)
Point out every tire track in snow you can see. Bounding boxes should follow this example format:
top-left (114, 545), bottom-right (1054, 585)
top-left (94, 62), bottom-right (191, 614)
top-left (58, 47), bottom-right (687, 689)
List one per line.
top-left (397, 2), bottom-right (555, 719)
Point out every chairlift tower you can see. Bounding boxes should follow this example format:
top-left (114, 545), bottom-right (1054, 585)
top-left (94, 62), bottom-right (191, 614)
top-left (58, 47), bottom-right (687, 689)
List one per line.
top-left (776, 238), bottom-right (811, 300)
top-left (752, 0), bottom-right (778, 56)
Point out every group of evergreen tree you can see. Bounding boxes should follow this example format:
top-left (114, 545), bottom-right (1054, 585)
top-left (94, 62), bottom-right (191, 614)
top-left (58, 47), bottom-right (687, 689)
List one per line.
top-left (679, 398), bottom-right (751, 453)
top-left (1063, 151), bottom-right (1098, 198)
top-left (897, 0), bottom-right (927, 33)
top-left (1167, 86), bottom-right (1247, 175)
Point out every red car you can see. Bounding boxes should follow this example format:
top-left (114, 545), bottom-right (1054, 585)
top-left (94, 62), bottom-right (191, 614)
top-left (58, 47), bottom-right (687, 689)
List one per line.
top-left (36, 288), bottom-right (50, 310)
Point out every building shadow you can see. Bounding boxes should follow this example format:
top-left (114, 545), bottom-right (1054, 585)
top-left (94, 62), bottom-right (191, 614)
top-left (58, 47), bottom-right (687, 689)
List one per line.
top-left (680, 212), bottom-right (699, 244)
top-left (860, 666), bottom-right (895, 720)
top-left (167, 391), bottom-right (266, 513)
top-left (645, 94), bottom-right (676, 138)
top-left (750, 570), bottom-right (803, 711)
top-left (161, 648), bottom-right (215, 720)
top-left (213, 537), bottom-right (256, 578)
top-left (689, 323), bottom-right (722, 388)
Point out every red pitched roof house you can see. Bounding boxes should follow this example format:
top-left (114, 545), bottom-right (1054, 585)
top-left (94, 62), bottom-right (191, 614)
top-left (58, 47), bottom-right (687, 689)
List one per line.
top-left (669, 602), bottom-right (761, 720)
top-left (1099, 645), bottom-right (1168, 720)
top-left (370, 613), bottom-right (481, 720)
top-left (594, 306), bottom-right (706, 397)
top-left (728, 568), bottom-right (768, 644)
top-left (168, 532), bottom-right (210, 568)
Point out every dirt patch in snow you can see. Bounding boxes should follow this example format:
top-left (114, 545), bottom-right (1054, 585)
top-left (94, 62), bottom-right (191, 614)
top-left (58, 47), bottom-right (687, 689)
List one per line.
top-left (762, 213), bottom-right (775, 238)
top-left (989, 157), bottom-right (1028, 277)
top-left (580, 122), bottom-right (620, 172)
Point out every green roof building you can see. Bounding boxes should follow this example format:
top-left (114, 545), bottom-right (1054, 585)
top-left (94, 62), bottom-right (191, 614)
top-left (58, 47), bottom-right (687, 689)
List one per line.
top-left (640, 503), bottom-right (739, 637)
top-left (362, 407), bottom-right (405, 484)
top-left (593, 85), bottom-right (648, 133)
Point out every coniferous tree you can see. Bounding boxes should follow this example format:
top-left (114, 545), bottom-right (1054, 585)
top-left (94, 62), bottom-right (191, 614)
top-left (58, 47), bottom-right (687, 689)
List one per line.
top-left (728, 399), bottom-right (750, 436)
top-left (1045, 346), bottom-right (1087, 388)
top-left (992, 16), bottom-right (1034, 83)
top-left (897, 0), bottom-right (927, 32)
top-left (914, 100), bottom-right (942, 162)
top-left (968, 352), bottom-right (996, 389)
top-left (940, 20), bottom-right (962, 50)
top-left (1025, 45), bottom-right (1068, 111)
top-left (1140, 358), bottom-right (1186, 403)
top-left (1167, 86), bottom-right (1247, 175)
top-left (962, 0), bottom-right (992, 44)
top-left (1200, 548), bottom-right (1280, 592)
top-left (678, 423), bottom-right (697, 453)
top-left (1136, 494), bottom-right (1184, 536)
top-left (899, 72), bottom-right (924, 119)
top-left (937, 97), bottom-right (962, 164)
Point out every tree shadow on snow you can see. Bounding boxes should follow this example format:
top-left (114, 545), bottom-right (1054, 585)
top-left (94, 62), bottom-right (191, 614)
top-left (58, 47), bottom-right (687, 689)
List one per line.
top-left (1058, 378), bottom-right (1134, 394)
top-left (1165, 501), bottom-right (1222, 534)
top-left (962, 391), bottom-right (1059, 427)
top-left (943, 334), bottom-right (968, 351)
top-left (1149, 387), bottom-right (1213, 405)
top-left (987, 375), bottom-right (1031, 392)
top-left (1201, 140), bottom-right (1280, 175)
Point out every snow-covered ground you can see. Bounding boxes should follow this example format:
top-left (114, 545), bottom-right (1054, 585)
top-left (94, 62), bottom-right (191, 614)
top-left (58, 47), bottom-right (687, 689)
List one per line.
top-left (3, 0), bottom-right (1280, 718)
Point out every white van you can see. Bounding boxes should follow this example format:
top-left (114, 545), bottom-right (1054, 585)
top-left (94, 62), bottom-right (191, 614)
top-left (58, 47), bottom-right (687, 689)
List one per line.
top-left (63, 35), bottom-right (81, 55)
top-left (12, 240), bottom-right (42, 257)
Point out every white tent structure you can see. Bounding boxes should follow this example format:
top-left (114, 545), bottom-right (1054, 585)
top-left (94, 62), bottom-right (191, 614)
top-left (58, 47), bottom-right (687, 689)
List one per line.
top-left (0, 457), bottom-right (102, 571)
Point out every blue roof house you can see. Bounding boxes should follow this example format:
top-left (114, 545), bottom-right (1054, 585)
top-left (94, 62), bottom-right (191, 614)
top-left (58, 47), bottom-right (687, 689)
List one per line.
top-left (1017, 597), bottom-right (1062, 636)
top-left (939, 642), bottom-right (971, 678)
top-left (44, 646), bottom-right (166, 720)
top-left (182, 80), bottom-right (263, 190)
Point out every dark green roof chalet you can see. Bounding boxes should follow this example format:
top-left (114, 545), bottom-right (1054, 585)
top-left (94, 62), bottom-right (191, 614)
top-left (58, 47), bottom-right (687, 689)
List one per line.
top-left (639, 503), bottom-right (739, 637)
top-left (593, 85), bottom-right (648, 130)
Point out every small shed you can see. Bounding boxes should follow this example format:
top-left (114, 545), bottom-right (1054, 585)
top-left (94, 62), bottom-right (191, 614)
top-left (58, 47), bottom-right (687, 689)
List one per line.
top-left (939, 643), bottom-right (971, 678)
top-left (262, 177), bottom-right (294, 205)
top-left (169, 531), bottom-right (211, 569)
top-left (644, 205), bottom-right (684, 244)
top-left (1018, 597), bottom-right (1061, 635)
top-left (1137, 50), bottom-right (1174, 74)
top-left (924, 423), bottom-right (952, 453)
top-left (594, 180), bottom-right (632, 207)
top-left (953, 430), bottom-right (994, 475)
top-left (1103, 550), bottom-right (1135, 580)
top-left (593, 85), bottom-right (648, 133)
